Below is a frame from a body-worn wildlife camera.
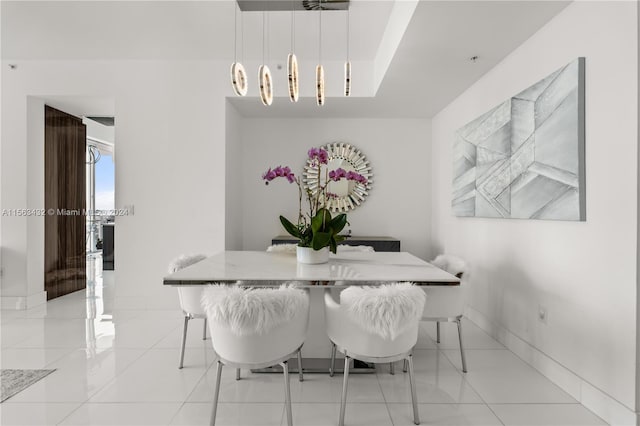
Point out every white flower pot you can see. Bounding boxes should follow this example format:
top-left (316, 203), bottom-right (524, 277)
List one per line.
top-left (296, 246), bottom-right (330, 264)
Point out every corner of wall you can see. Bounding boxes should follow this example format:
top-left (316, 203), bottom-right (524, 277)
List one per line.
top-left (636, 0), bottom-right (640, 417)
top-left (224, 100), bottom-right (244, 250)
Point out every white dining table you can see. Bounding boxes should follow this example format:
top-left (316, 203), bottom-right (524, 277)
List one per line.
top-left (162, 250), bottom-right (460, 286)
top-left (163, 250), bottom-right (460, 366)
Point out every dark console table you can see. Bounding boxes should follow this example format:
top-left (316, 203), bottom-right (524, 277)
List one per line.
top-left (102, 223), bottom-right (115, 270)
top-left (271, 236), bottom-right (400, 253)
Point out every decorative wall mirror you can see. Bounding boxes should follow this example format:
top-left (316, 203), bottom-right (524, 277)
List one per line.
top-left (302, 142), bottom-right (373, 212)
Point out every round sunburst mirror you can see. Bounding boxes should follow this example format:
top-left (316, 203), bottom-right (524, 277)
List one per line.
top-left (303, 142), bottom-right (374, 212)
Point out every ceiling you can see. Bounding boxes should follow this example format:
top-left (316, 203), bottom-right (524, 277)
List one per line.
top-left (1, 0), bottom-right (571, 118)
top-left (1, 0), bottom-right (392, 61)
top-left (230, 1), bottom-right (571, 118)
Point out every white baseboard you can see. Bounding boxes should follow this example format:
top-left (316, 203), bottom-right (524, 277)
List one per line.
top-left (465, 305), bottom-right (637, 426)
top-left (1, 291), bottom-right (47, 310)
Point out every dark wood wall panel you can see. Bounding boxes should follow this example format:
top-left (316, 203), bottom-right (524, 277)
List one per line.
top-left (44, 105), bottom-right (86, 300)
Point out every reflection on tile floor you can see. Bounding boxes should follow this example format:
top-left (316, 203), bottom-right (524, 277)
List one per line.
top-left (0, 257), bottom-right (607, 425)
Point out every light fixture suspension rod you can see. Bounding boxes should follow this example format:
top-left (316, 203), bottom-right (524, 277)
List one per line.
top-left (291, 0), bottom-right (295, 52)
top-left (347, 6), bottom-right (350, 61)
top-left (233, 3), bottom-right (237, 63)
top-left (262, 11), bottom-right (266, 65)
top-left (319, 0), bottom-right (322, 64)
top-left (240, 7), bottom-right (244, 61)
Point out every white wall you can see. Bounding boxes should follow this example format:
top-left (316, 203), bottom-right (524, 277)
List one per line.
top-left (225, 101), bottom-right (243, 250)
top-left (430, 0), bottom-right (638, 418)
top-left (237, 117), bottom-right (432, 260)
top-left (1, 60), bottom-right (231, 310)
top-left (84, 118), bottom-right (115, 145)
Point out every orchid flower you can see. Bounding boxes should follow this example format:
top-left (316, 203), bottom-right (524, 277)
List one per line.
top-left (262, 166), bottom-right (295, 185)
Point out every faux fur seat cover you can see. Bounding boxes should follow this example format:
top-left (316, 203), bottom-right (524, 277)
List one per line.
top-left (431, 254), bottom-right (467, 278)
top-left (336, 245), bottom-right (375, 253)
top-left (168, 254), bottom-right (207, 273)
top-left (201, 284), bottom-right (308, 336)
top-left (266, 244), bottom-right (298, 253)
top-left (340, 283), bottom-right (426, 340)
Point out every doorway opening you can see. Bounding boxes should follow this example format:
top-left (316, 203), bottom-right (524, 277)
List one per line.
top-left (84, 117), bottom-right (115, 278)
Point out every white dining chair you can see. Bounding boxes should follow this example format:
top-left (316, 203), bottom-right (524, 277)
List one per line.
top-left (169, 254), bottom-right (210, 369)
top-left (422, 254), bottom-right (468, 373)
top-left (324, 283), bottom-right (426, 426)
top-left (202, 284), bottom-right (310, 426)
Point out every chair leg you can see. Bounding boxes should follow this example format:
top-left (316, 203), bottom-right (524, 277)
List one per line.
top-left (390, 362), bottom-right (395, 375)
top-left (178, 316), bottom-right (189, 369)
top-left (297, 349), bottom-right (304, 382)
top-left (281, 361), bottom-right (293, 426)
top-left (436, 321), bottom-right (441, 343)
top-left (403, 359), bottom-right (408, 373)
top-left (456, 318), bottom-right (467, 373)
top-left (339, 356), bottom-right (350, 426)
top-left (203, 318), bottom-right (207, 340)
top-left (209, 361), bottom-right (223, 426)
top-left (330, 343), bottom-right (337, 377)
top-left (407, 354), bottom-right (420, 425)
top-left (235, 368), bottom-right (241, 380)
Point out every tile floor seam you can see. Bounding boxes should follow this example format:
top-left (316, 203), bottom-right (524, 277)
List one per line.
top-left (448, 346), bottom-right (582, 406)
top-left (181, 359), bottom-right (217, 406)
top-left (465, 316), bottom-right (619, 411)
top-left (53, 400), bottom-right (86, 425)
top-left (78, 345), bottom-right (156, 404)
top-left (436, 346), bottom-right (499, 422)
top-left (484, 401), bottom-right (508, 426)
top-left (373, 368), bottom-right (396, 426)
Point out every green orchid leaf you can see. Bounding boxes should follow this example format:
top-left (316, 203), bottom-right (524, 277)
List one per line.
top-left (329, 237), bottom-right (338, 254)
top-left (311, 209), bottom-right (331, 232)
top-left (300, 227), bottom-right (313, 246)
top-left (280, 215), bottom-right (302, 239)
top-left (330, 214), bottom-right (348, 234)
top-left (311, 232), bottom-right (331, 250)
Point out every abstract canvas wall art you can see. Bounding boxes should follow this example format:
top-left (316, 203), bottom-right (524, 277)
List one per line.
top-left (452, 57), bottom-right (585, 220)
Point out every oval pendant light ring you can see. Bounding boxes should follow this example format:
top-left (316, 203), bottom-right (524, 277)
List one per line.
top-left (344, 61), bottom-right (351, 97)
top-left (259, 65), bottom-right (273, 106)
top-left (316, 65), bottom-right (325, 106)
top-left (231, 62), bottom-right (248, 96)
top-left (288, 53), bottom-right (299, 102)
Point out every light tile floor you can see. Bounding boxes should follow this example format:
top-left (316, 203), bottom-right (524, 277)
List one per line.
top-left (0, 258), bottom-right (608, 425)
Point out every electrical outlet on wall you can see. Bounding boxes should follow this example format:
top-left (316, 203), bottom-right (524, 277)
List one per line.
top-left (538, 305), bottom-right (548, 324)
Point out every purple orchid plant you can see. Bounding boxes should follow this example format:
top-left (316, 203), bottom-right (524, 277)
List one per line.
top-left (262, 147), bottom-right (368, 253)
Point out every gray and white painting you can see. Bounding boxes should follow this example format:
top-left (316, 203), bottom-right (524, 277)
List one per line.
top-left (452, 58), bottom-right (585, 220)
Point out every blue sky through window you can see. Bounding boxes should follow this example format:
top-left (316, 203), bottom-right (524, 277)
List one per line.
top-left (95, 153), bottom-right (114, 211)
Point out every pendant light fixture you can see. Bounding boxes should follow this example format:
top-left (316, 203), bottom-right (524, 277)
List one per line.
top-left (344, 6), bottom-right (351, 97)
top-left (259, 12), bottom-right (273, 106)
top-left (287, 0), bottom-right (299, 102)
top-left (316, 0), bottom-right (325, 106)
top-left (230, 3), bottom-right (247, 97)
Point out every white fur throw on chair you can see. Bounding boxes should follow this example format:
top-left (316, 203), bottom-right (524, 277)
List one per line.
top-left (431, 254), bottom-right (467, 277)
top-left (201, 284), bottom-right (308, 336)
top-left (336, 245), bottom-right (375, 253)
top-left (168, 254), bottom-right (207, 273)
top-left (266, 244), bottom-right (298, 253)
top-left (340, 283), bottom-right (426, 340)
